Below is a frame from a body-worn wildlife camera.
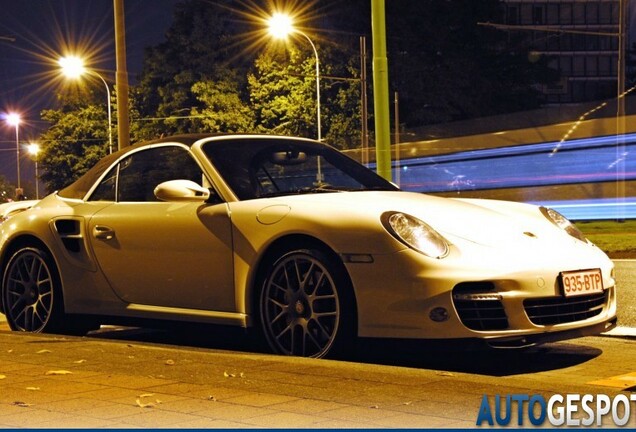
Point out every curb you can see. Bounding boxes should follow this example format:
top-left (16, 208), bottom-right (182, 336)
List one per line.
top-left (602, 326), bottom-right (636, 338)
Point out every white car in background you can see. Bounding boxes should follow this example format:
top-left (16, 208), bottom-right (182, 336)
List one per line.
top-left (0, 134), bottom-right (617, 358)
top-left (0, 200), bottom-right (38, 223)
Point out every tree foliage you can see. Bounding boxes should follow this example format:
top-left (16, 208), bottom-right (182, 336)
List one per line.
top-left (132, 0), bottom-right (254, 140)
top-left (191, 77), bottom-right (255, 133)
top-left (245, 41), bottom-right (361, 148)
top-left (248, 45), bottom-right (318, 137)
top-left (38, 92), bottom-right (109, 192)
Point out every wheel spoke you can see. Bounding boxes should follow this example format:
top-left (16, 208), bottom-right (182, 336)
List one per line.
top-left (270, 281), bottom-right (287, 296)
top-left (267, 298), bottom-right (288, 324)
top-left (29, 256), bottom-right (39, 279)
top-left (10, 301), bottom-right (27, 322)
top-left (300, 262), bottom-right (315, 291)
top-left (26, 306), bottom-right (36, 331)
top-left (311, 316), bottom-right (333, 340)
top-left (304, 327), bottom-right (322, 352)
top-left (313, 311), bottom-right (338, 318)
top-left (293, 259), bottom-right (309, 291)
top-left (313, 272), bottom-right (327, 296)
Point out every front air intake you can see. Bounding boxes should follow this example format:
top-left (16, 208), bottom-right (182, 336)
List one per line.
top-left (452, 282), bottom-right (509, 331)
top-left (523, 291), bottom-right (607, 325)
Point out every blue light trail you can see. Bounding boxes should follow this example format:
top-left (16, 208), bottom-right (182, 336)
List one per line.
top-left (390, 133), bottom-right (635, 220)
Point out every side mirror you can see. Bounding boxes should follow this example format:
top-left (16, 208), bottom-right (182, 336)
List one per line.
top-left (154, 180), bottom-right (211, 202)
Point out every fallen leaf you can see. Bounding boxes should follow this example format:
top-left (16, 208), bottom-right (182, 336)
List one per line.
top-left (7, 349), bottom-right (13, 353)
top-left (45, 370), bottom-right (73, 376)
top-left (0, 375), bottom-right (6, 380)
top-left (12, 401), bottom-right (31, 408)
top-left (135, 398), bottom-right (155, 408)
top-left (136, 393), bottom-right (161, 408)
top-left (36, 349), bottom-right (51, 354)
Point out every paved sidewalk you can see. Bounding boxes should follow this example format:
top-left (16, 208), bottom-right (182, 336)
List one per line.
top-left (0, 327), bottom-right (634, 428)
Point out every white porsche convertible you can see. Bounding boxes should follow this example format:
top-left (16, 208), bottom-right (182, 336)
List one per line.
top-left (0, 134), bottom-right (617, 358)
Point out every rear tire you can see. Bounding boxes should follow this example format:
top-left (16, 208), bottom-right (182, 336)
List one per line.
top-left (258, 247), bottom-right (355, 358)
top-left (1, 246), bottom-right (93, 335)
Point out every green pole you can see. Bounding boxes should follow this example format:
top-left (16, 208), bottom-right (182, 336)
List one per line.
top-left (371, 0), bottom-right (392, 181)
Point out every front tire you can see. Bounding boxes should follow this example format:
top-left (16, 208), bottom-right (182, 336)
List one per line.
top-left (259, 248), bottom-right (354, 358)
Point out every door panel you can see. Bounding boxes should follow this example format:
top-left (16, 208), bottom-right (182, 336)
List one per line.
top-left (88, 201), bottom-right (235, 312)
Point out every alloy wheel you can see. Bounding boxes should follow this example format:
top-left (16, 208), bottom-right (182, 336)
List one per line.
top-left (3, 249), bottom-right (55, 332)
top-left (261, 251), bottom-right (340, 358)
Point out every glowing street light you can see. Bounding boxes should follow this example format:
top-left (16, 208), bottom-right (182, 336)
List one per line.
top-left (27, 143), bottom-right (40, 199)
top-left (5, 112), bottom-right (22, 197)
top-left (58, 56), bottom-right (113, 154)
top-left (267, 13), bottom-right (322, 143)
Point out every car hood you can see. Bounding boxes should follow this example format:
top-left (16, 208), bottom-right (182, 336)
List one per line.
top-left (274, 191), bottom-right (571, 248)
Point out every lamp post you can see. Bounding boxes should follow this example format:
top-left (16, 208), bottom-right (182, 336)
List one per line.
top-left (27, 143), bottom-right (40, 199)
top-left (58, 56), bottom-right (113, 154)
top-left (267, 13), bottom-right (322, 143)
top-left (5, 113), bottom-right (22, 198)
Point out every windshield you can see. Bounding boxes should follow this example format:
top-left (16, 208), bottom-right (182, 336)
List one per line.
top-left (202, 138), bottom-right (398, 200)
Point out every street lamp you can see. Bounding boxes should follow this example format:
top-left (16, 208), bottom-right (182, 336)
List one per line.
top-left (267, 13), bottom-right (322, 142)
top-left (58, 56), bottom-right (113, 154)
top-left (27, 143), bottom-right (40, 199)
top-left (5, 113), bottom-right (22, 198)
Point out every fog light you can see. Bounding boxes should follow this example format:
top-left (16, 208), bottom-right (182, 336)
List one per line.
top-left (429, 307), bottom-right (449, 322)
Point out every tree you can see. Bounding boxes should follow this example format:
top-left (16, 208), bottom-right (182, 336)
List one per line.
top-left (38, 92), bottom-right (109, 192)
top-left (131, 0), bottom-right (255, 141)
top-left (190, 75), bottom-right (255, 133)
top-left (248, 45), bottom-right (317, 137)
top-left (247, 41), bottom-right (361, 149)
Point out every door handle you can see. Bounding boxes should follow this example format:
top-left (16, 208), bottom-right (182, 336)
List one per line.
top-left (93, 225), bottom-right (115, 240)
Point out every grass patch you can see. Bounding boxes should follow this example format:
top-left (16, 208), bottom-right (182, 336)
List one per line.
top-left (576, 220), bottom-right (636, 259)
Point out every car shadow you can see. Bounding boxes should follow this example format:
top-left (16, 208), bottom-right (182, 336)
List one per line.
top-left (347, 338), bottom-right (603, 376)
top-left (87, 323), bottom-right (603, 377)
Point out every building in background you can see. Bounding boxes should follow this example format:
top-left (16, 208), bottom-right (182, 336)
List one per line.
top-left (501, 0), bottom-right (626, 104)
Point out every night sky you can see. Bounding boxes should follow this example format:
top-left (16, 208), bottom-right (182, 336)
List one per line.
top-left (0, 0), bottom-right (182, 187)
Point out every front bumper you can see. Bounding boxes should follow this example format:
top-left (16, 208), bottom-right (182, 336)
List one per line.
top-left (346, 246), bottom-right (617, 342)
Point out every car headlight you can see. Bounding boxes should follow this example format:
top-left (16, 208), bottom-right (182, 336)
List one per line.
top-left (540, 207), bottom-right (587, 242)
top-left (382, 212), bottom-right (449, 259)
